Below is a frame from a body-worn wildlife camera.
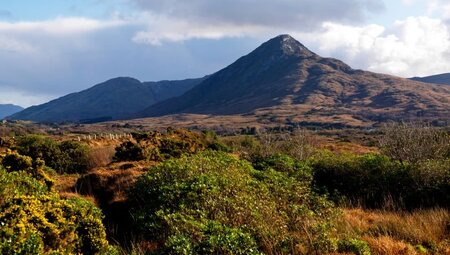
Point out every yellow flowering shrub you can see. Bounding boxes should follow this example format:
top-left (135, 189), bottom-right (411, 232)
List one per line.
top-left (0, 167), bottom-right (109, 254)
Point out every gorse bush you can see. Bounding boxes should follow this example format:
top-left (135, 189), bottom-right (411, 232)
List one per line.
top-left (114, 129), bottom-right (231, 162)
top-left (0, 167), bottom-right (110, 254)
top-left (114, 141), bottom-right (146, 162)
top-left (15, 135), bottom-right (90, 174)
top-left (129, 151), bottom-right (338, 254)
top-left (1, 150), bottom-right (54, 189)
top-left (1, 149), bottom-right (33, 172)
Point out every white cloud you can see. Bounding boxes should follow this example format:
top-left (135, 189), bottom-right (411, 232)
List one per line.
top-left (428, 0), bottom-right (450, 19)
top-left (0, 17), bottom-right (129, 55)
top-left (402, 0), bottom-right (415, 5)
top-left (131, 12), bottom-right (268, 45)
top-left (128, 7), bottom-right (450, 77)
top-left (0, 16), bottom-right (139, 106)
top-left (0, 17), bottom-right (126, 36)
top-left (1, 3), bottom-right (449, 107)
top-left (129, 0), bottom-right (384, 45)
top-left (0, 35), bottom-right (35, 53)
top-left (295, 16), bottom-right (450, 77)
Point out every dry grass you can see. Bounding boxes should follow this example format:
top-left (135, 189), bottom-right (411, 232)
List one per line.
top-left (75, 161), bottom-right (152, 205)
top-left (87, 145), bottom-right (116, 169)
top-left (59, 191), bottom-right (97, 204)
top-left (319, 140), bottom-right (378, 154)
top-left (363, 236), bottom-right (418, 255)
top-left (339, 208), bottom-right (450, 254)
top-left (53, 174), bottom-right (80, 193)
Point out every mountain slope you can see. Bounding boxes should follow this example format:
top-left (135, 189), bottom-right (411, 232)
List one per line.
top-left (410, 73), bottom-right (450, 85)
top-left (0, 104), bottom-right (23, 119)
top-left (9, 77), bottom-right (203, 123)
top-left (139, 35), bottom-right (450, 124)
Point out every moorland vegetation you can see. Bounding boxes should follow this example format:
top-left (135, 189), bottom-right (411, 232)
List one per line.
top-left (0, 123), bottom-right (448, 254)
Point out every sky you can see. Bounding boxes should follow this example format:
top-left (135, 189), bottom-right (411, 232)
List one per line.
top-left (0, 0), bottom-right (449, 107)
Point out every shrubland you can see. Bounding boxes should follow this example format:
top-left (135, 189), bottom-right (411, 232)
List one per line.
top-left (14, 134), bottom-right (90, 174)
top-left (0, 124), bottom-right (448, 254)
top-left (128, 151), bottom-right (339, 254)
top-left (114, 128), bottom-right (230, 162)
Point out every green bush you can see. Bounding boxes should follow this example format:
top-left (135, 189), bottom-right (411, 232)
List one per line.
top-left (58, 140), bottom-right (90, 174)
top-left (0, 167), bottom-right (49, 204)
top-left (114, 129), bottom-right (231, 162)
top-left (15, 135), bottom-right (90, 174)
top-left (65, 197), bottom-right (109, 254)
top-left (159, 138), bottom-right (191, 159)
top-left (114, 141), bottom-right (146, 161)
top-left (252, 154), bottom-right (313, 181)
top-left (129, 151), bottom-right (338, 254)
top-left (311, 152), bottom-right (450, 209)
top-left (202, 130), bottom-right (231, 153)
top-left (337, 238), bottom-right (371, 255)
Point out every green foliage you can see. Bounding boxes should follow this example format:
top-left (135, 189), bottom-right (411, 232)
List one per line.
top-left (163, 222), bottom-right (260, 255)
top-left (0, 167), bottom-right (49, 204)
top-left (337, 238), bottom-right (371, 255)
top-left (311, 152), bottom-right (450, 209)
top-left (129, 151), bottom-right (338, 254)
top-left (159, 138), bottom-right (191, 159)
top-left (15, 135), bottom-right (90, 174)
top-left (1, 150), bottom-right (33, 172)
top-left (202, 130), bottom-right (231, 153)
top-left (58, 140), bottom-right (90, 174)
top-left (99, 245), bottom-right (121, 255)
top-left (252, 154), bottom-right (313, 181)
top-left (227, 131), bottom-right (317, 162)
top-left (1, 151), bottom-right (54, 189)
top-left (65, 197), bottom-right (109, 254)
top-left (415, 244), bottom-right (428, 253)
top-left (114, 141), bottom-right (146, 161)
top-left (114, 129), bottom-right (231, 162)
top-left (0, 168), bottom-right (109, 254)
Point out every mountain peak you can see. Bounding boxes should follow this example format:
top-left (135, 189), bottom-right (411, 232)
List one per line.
top-left (259, 34), bottom-right (316, 58)
top-left (105, 77), bottom-right (141, 84)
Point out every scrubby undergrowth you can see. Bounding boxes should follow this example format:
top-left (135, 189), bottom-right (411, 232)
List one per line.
top-left (0, 125), bottom-right (449, 254)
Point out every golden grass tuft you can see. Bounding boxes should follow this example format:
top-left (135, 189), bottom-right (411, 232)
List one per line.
top-left (363, 236), bottom-right (417, 255)
top-left (87, 145), bottom-right (116, 169)
top-left (339, 208), bottom-right (450, 254)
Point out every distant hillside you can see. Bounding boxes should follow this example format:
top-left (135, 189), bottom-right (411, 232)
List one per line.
top-left (0, 104), bottom-right (23, 119)
top-left (9, 77), bottom-right (203, 123)
top-left (410, 73), bottom-right (450, 85)
top-left (139, 35), bottom-right (450, 125)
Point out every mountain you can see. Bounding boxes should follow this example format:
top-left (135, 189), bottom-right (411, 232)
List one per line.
top-left (0, 104), bottom-right (23, 119)
top-left (138, 35), bottom-right (450, 125)
top-left (9, 77), bottom-right (203, 123)
top-left (410, 73), bottom-right (450, 86)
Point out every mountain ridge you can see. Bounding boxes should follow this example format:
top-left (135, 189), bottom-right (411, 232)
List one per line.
top-left (410, 73), bottom-right (450, 86)
top-left (9, 77), bottom-right (204, 123)
top-left (8, 34), bottom-right (450, 126)
top-left (138, 34), bottom-right (450, 125)
top-left (0, 104), bottom-right (23, 120)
